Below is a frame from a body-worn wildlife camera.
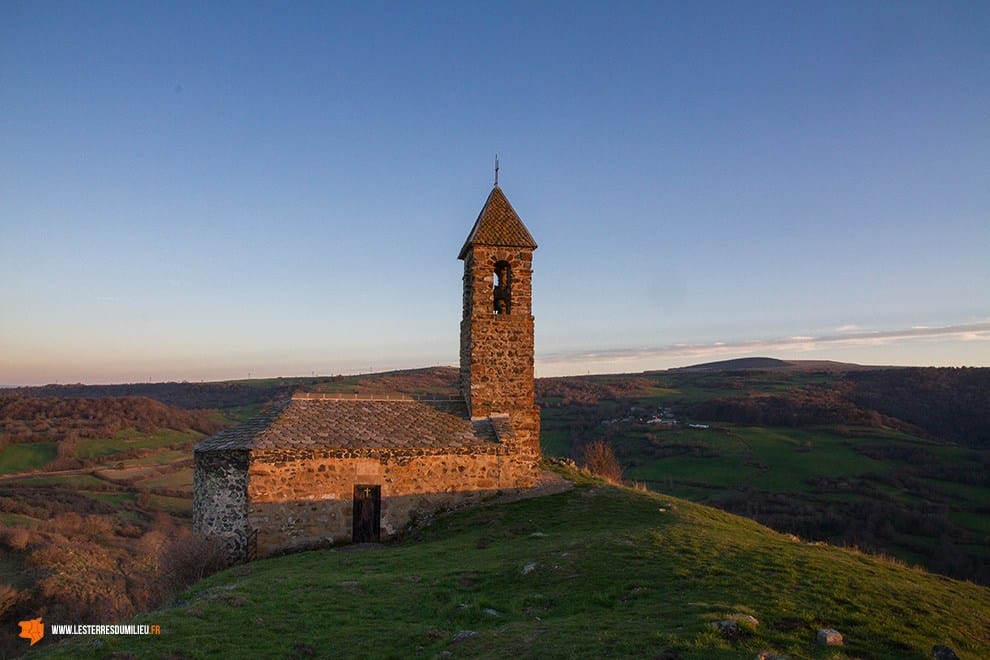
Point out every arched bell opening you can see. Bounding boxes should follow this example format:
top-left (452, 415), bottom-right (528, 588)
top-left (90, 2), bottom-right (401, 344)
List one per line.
top-left (493, 260), bottom-right (512, 315)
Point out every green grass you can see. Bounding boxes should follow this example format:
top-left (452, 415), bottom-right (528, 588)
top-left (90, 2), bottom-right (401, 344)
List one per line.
top-left (36, 475), bottom-right (989, 659)
top-left (932, 479), bottom-right (990, 504)
top-left (949, 511), bottom-right (990, 546)
top-left (0, 548), bottom-right (29, 587)
top-left (124, 449), bottom-right (191, 466)
top-left (136, 468), bottom-right (194, 492)
top-left (0, 442), bottom-right (56, 474)
top-left (140, 493), bottom-right (193, 515)
top-left (540, 430), bottom-right (570, 456)
top-left (79, 490), bottom-right (138, 507)
top-left (5, 473), bottom-right (110, 489)
top-left (0, 512), bottom-right (41, 527)
top-left (619, 423), bottom-right (984, 498)
top-left (733, 427), bottom-right (883, 492)
top-left (75, 428), bottom-right (202, 459)
top-left (217, 404), bottom-right (265, 423)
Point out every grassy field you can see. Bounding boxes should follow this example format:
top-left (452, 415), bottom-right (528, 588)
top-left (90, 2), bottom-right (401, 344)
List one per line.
top-left (136, 467), bottom-right (194, 492)
top-left (0, 549), bottom-right (28, 588)
top-left (140, 493), bottom-right (193, 515)
top-left (0, 442), bottom-right (56, 474)
top-left (0, 512), bottom-right (40, 527)
top-left (618, 426), bottom-right (890, 492)
top-left (35, 472), bottom-right (989, 659)
top-left (75, 428), bottom-right (203, 460)
top-left (5, 473), bottom-right (111, 489)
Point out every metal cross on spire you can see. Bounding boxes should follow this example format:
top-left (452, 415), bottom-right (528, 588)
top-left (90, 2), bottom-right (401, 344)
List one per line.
top-left (494, 154), bottom-right (499, 187)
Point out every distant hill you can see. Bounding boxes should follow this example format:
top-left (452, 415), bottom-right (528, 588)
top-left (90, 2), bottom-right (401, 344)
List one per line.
top-left (672, 356), bottom-right (794, 371)
top-left (3, 381), bottom-right (297, 411)
top-left (669, 357), bottom-right (887, 373)
top-left (2, 367), bottom-right (462, 410)
top-left (38, 471), bottom-right (990, 659)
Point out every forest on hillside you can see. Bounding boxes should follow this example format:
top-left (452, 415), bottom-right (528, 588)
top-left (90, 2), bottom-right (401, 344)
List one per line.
top-left (846, 368), bottom-right (990, 447)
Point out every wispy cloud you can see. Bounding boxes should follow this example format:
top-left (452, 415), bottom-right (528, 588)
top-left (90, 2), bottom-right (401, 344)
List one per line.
top-left (538, 322), bottom-right (990, 367)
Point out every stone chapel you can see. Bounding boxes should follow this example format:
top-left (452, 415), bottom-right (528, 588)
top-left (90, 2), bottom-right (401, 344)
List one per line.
top-left (193, 183), bottom-right (541, 558)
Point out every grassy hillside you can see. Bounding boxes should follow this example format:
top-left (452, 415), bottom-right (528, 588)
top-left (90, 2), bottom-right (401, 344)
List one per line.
top-left (35, 470), bottom-right (989, 659)
top-left (537, 368), bottom-right (990, 584)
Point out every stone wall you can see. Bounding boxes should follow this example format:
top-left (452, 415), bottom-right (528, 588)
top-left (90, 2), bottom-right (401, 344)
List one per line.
top-left (504, 408), bottom-right (542, 486)
top-left (246, 445), bottom-right (525, 556)
top-left (193, 450), bottom-right (249, 557)
top-left (460, 245), bottom-right (536, 418)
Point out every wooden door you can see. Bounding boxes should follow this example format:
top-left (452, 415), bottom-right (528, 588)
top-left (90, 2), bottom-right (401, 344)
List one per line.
top-left (352, 485), bottom-right (381, 543)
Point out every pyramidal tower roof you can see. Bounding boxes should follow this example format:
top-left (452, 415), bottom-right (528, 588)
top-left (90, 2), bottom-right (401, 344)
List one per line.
top-left (458, 185), bottom-right (538, 260)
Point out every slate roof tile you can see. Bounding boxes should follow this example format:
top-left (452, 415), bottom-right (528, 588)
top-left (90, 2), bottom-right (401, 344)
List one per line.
top-left (194, 393), bottom-right (502, 452)
top-left (458, 186), bottom-right (537, 259)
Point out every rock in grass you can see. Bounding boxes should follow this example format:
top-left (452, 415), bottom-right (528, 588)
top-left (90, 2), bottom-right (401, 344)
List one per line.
top-left (817, 629), bottom-right (844, 646)
top-left (452, 630), bottom-right (478, 643)
top-left (711, 619), bottom-right (739, 638)
top-left (931, 645), bottom-right (959, 660)
top-left (732, 614), bottom-right (759, 628)
top-left (711, 614), bottom-right (758, 640)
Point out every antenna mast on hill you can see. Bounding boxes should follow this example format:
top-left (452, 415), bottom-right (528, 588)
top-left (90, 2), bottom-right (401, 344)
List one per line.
top-left (494, 154), bottom-right (499, 187)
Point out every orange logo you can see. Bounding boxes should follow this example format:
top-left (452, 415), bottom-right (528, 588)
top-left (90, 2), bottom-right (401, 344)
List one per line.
top-left (18, 617), bottom-right (44, 646)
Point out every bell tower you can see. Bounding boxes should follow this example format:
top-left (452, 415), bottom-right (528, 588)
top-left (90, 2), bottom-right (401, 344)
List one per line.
top-left (459, 183), bottom-right (538, 418)
top-left (458, 181), bottom-right (541, 482)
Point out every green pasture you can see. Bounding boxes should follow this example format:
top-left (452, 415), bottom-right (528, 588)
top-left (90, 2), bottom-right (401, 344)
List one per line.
top-left (141, 493), bottom-right (193, 515)
top-left (0, 512), bottom-right (41, 527)
top-left (120, 449), bottom-right (191, 467)
top-left (0, 549), bottom-right (28, 587)
top-left (79, 490), bottom-right (138, 507)
top-left (0, 442), bottom-right (56, 474)
top-left (5, 473), bottom-right (110, 489)
top-left (137, 468), bottom-right (194, 492)
top-left (949, 510), bottom-right (990, 539)
top-left (619, 425), bottom-right (885, 494)
top-left (216, 404), bottom-right (264, 423)
top-left (616, 424), bottom-right (987, 497)
top-left (75, 428), bottom-right (203, 460)
top-left (933, 480), bottom-right (990, 503)
top-left (733, 427), bottom-right (884, 492)
top-left (540, 430), bottom-right (570, 457)
top-left (870, 482), bottom-right (927, 504)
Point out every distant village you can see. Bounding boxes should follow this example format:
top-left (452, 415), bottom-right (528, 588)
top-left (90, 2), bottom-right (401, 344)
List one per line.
top-left (601, 406), bottom-right (710, 429)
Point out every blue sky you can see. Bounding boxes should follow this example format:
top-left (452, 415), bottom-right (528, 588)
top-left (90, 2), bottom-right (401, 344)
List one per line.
top-left (2, 1), bottom-right (988, 385)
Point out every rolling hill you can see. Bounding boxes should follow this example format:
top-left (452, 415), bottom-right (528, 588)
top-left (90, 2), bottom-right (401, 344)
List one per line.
top-left (33, 468), bottom-right (990, 659)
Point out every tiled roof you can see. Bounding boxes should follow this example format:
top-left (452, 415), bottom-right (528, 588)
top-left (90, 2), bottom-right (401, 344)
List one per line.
top-left (194, 393), bottom-right (504, 452)
top-left (458, 186), bottom-right (538, 259)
